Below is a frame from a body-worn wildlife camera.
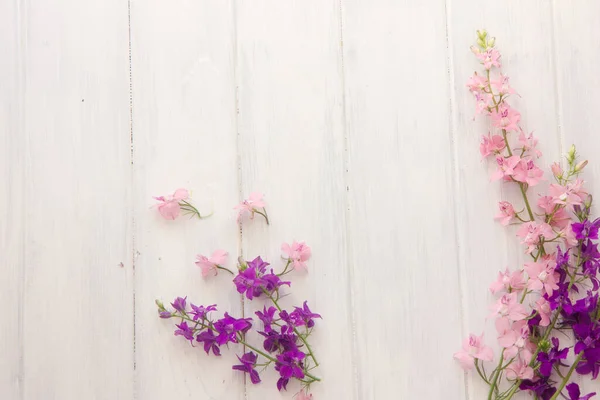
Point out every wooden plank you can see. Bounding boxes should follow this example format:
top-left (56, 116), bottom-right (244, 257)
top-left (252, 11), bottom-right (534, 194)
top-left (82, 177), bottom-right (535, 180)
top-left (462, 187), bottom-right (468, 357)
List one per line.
top-left (0, 0), bottom-right (23, 396)
top-left (20, 0), bottom-right (133, 398)
top-left (448, 2), bottom-right (561, 398)
top-left (236, 1), bottom-right (356, 398)
top-left (341, 0), bottom-right (465, 398)
top-left (552, 1), bottom-right (600, 395)
top-left (130, 1), bottom-right (245, 399)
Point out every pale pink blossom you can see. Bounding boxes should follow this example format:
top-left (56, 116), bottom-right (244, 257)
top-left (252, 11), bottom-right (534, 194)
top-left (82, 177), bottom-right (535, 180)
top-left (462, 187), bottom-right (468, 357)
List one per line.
top-left (506, 357), bottom-right (534, 380)
top-left (496, 319), bottom-right (529, 359)
top-left (282, 241), bottom-right (312, 271)
top-left (474, 93), bottom-right (493, 114)
top-left (154, 188), bottom-right (189, 220)
top-left (548, 179), bottom-right (587, 209)
top-left (235, 192), bottom-right (267, 223)
top-left (195, 249), bottom-right (229, 277)
top-left (473, 48), bottom-right (502, 70)
top-left (535, 297), bottom-right (551, 327)
top-left (537, 197), bottom-right (570, 229)
top-left (516, 222), bottom-right (554, 254)
top-left (490, 292), bottom-right (528, 321)
top-left (491, 155), bottom-right (521, 181)
top-left (467, 72), bottom-right (488, 95)
top-left (480, 134), bottom-right (506, 158)
top-left (453, 333), bottom-right (494, 370)
top-left (494, 201), bottom-right (516, 226)
top-left (559, 224), bottom-right (578, 249)
top-left (524, 259), bottom-right (559, 296)
top-left (551, 162), bottom-right (563, 179)
top-left (513, 159), bottom-right (544, 187)
top-left (491, 104), bottom-right (521, 132)
top-left (489, 268), bottom-right (526, 294)
top-left (296, 391), bottom-right (313, 400)
top-left (518, 131), bottom-right (542, 158)
top-left (490, 74), bottom-right (516, 96)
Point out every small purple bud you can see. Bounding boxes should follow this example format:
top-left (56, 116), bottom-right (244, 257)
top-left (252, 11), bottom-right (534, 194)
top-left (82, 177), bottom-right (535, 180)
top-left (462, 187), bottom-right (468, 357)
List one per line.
top-left (159, 311), bottom-right (172, 319)
top-left (171, 296), bottom-right (187, 312)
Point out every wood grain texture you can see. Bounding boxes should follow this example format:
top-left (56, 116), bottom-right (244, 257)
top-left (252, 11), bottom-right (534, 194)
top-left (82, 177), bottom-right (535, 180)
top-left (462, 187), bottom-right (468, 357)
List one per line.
top-left (130, 1), bottom-right (245, 399)
top-left (237, 1), bottom-right (356, 398)
top-left (552, 2), bottom-right (600, 394)
top-left (448, 2), bottom-right (561, 398)
top-left (0, 0), bottom-right (23, 397)
top-left (341, 1), bottom-right (465, 398)
top-left (18, 0), bottom-right (134, 399)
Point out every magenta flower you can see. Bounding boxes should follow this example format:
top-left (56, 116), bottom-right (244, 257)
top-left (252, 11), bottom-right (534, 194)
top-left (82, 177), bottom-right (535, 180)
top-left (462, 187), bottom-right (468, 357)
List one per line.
top-left (235, 192), bottom-right (267, 223)
top-left (232, 352), bottom-right (261, 384)
top-left (174, 321), bottom-right (194, 342)
top-left (195, 249), bottom-right (229, 277)
top-left (490, 104), bottom-right (520, 132)
top-left (154, 188), bottom-right (189, 220)
top-left (285, 301), bottom-right (321, 329)
top-left (213, 313), bottom-right (252, 345)
top-left (566, 383), bottom-right (596, 400)
top-left (170, 296), bottom-right (187, 313)
top-left (190, 303), bottom-right (216, 321)
top-left (255, 306), bottom-right (277, 332)
top-left (196, 329), bottom-right (221, 356)
top-left (453, 333), bottom-right (494, 370)
top-left (275, 350), bottom-right (306, 391)
top-left (281, 241), bottom-right (312, 271)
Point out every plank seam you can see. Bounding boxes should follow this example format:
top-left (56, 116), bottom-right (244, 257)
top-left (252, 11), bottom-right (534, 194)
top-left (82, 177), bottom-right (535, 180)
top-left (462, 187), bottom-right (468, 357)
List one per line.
top-left (549, 0), bottom-right (565, 160)
top-left (337, 1), bottom-right (360, 399)
top-left (443, 0), bottom-right (471, 398)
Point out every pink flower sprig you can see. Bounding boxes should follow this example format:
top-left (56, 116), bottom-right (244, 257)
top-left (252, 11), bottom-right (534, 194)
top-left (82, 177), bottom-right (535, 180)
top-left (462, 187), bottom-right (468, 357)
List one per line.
top-left (195, 249), bottom-right (232, 277)
top-left (154, 188), bottom-right (210, 220)
top-left (455, 31), bottom-right (598, 400)
top-left (235, 192), bottom-right (269, 224)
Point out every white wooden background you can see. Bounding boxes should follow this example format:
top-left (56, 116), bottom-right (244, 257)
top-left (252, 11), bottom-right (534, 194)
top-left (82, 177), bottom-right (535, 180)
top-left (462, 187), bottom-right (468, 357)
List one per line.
top-left (2, 1), bottom-right (599, 399)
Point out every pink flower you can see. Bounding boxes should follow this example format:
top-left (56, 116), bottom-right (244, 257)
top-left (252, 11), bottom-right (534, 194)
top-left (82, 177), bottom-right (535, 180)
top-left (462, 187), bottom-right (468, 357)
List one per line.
top-left (467, 72), bottom-right (488, 95)
top-left (549, 179), bottom-right (587, 209)
top-left (506, 357), bottom-right (534, 380)
top-left (235, 192), bottom-right (267, 223)
top-left (297, 391), bottom-right (313, 400)
top-left (473, 48), bottom-right (502, 70)
top-left (282, 241), bottom-right (312, 271)
top-left (535, 297), bottom-right (551, 327)
top-left (453, 333), bottom-right (494, 370)
top-left (490, 292), bottom-right (528, 321)
top-left (524, 259), bottom-right (559, 296)
top-left (480, 134), bottom-right (506, 158)
top-left (489, 268), bottom-right (526, 294)
top-left (153, 188), bottom-right (189, 220)
top-left (495, 317), bottom-right (518, 348)
top-left (490, 155), bottom-right (521, 181)
top-left (559, 224), bottom-right (578, 249)
top-left (494, 201), bottom-right (516, 226)
top-left (513, 159), bottom-right (544, 187)
top-left (496, 319), bottom-right (529, 359)
top-left (491, 104), bottom-right (521, 132)
top-left (195, 249), bottom-right (229, 277)
top-left (518, 131), bottom-right (542, 158)
top-left (474, 93), bottom-right (493, 114)
top-left (516, 222), bottom-right (554, 254)
top-left (551, 162), bottom-right (563, 179)
top-left (490, 74), bottom-right (516, 96)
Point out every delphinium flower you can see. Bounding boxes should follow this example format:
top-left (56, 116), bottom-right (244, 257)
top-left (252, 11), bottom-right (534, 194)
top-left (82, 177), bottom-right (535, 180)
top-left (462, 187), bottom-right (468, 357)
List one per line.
top-left (235, 192), bottom-right (269, 224)
top-left (153, 188), bottom-right (209, 220)
top-left (281, 241), bottom-right (312, 271)
top-left (455, 30), bottom-right (599, 400)
top-left (195, 249), bottom-right (231, 277)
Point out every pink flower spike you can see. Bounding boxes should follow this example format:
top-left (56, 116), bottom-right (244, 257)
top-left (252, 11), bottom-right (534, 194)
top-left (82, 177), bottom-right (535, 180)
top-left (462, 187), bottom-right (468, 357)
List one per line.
top-left (282, 241), bottom-right (312, 271)
top-left (480, 134), bottom-right (506, 159)
top-left (535, 297), bottom-right (551, 327)
top-left (490, 104), bottom-right (520, 132)
top-left (513, 158), bottom-right (544, 187)
top-left (494, 201), bottom-right (516, 226)
top-left (154, 188), bottom-right (190, 220)
top-left (235, 192), bottom-right (268, 224)
top-left (195, 249), bottom-right (229, 277)
top-left (453, 333), bottom-right (494, 370)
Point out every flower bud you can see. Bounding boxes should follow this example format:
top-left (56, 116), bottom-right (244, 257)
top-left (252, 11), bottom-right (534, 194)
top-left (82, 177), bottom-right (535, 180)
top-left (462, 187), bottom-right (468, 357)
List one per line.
top-left (155, 299), bottom-right (166, 310)
top-left (237, 256), bottom-right (247, 271)
top-left (477, 30), bottom-right (487, 40)
top-left (567, 144), bottom-right (576, 164)
top-left (538, 339), bottom-right (551, 353)
top-left (575, 160), bottom-right (588, 172)
top-left (551, 162), bottom-right (563, 179)
top-left (487, 37), bottom-right (496, 48)
top-left (159, 311), bottom-right (172, 319)
top-left (470, 45), bottom-right (481, 55)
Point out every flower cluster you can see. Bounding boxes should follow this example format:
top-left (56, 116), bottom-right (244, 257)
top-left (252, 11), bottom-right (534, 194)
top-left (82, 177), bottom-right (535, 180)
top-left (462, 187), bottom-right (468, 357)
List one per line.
top-left (153, 188), bottom-right (210, 220)
top-left (455, 31), bottom-right (599, 400)
top-left (156, 193), bottom-right (320, 397)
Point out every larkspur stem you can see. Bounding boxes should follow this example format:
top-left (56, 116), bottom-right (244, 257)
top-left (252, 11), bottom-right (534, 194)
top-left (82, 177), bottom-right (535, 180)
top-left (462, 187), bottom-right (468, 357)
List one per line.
top-left (253, 208), bottom-right (270, 225)
top-left (548, 353), bottom-right (583, 400)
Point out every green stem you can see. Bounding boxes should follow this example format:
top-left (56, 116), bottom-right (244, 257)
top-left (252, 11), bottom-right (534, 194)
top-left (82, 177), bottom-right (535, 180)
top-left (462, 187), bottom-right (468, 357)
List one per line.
top-left (277, 260), bottom-right (292, 277)
top-left (216, 265), bottom-right (234, 275)
top-left (548, 354), bottom-right (583, 400)
top-left (267, 292), bottom-right (319, 367)
top-left (253, 208), bottom-right (270, 225)
top-left (487, 350), bottom-right (505, 400)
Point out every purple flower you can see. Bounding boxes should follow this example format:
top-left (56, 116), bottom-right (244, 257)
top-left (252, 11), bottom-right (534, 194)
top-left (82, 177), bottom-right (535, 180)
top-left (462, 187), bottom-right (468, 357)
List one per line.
top-left (566, 382), bottom-right (596, 400)
top-left (255, 306), bottom-right (277, 332)
top-left (159, 311), bottom-right (172, 319)
top-left (190, 304), bottom-right (217, 321)
top-left (232, 351), bottom-right (261, 384)
top-left (519, 378), bottom-right (557, 400)
top-left (233, 257), bottom-right (289, 300)
top-left (576, 347), bottom-right (600, 379)
top-left (288, 301), bottom-right (322, 328)
top-left (274, 349), bottom-right (305, 391)
top-left (246, 256), bottom-right (269, 273)
top-left (213, 313), bottom-right (252, 345)
top-left (572, 218), bottom-right (600, 241)
top-left (573, 314), bottom-right (600, 355)
top-left (196, 329), bottom-right (221, 356)
top-left (171, 296), bottom-right (187, 312)
top-left (259, 325), bottom-right (298, 353)
top-left (262, 271), bottom-right (290, 293)
top-left (174, 321), bottom-right (194, 342)
top-left (537, 338), bottom-right (569, 377)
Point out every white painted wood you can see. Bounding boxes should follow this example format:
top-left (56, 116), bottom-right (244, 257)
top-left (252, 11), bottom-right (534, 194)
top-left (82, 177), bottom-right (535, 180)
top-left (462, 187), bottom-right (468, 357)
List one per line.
top-left (552, 2), bottom-right (600, 394)
top-left (130, 1), bottom-right (245, 399)
top-left (0, 0), bottom-right (23, 397)
top-left (236, 2), bottom-right (356, 398)
top-left (341, 1), bottom-right (465, 398)
top-left (18, 0), bottom-right (134, 399)
top-left (448, 2), bottom-right (562, 398)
